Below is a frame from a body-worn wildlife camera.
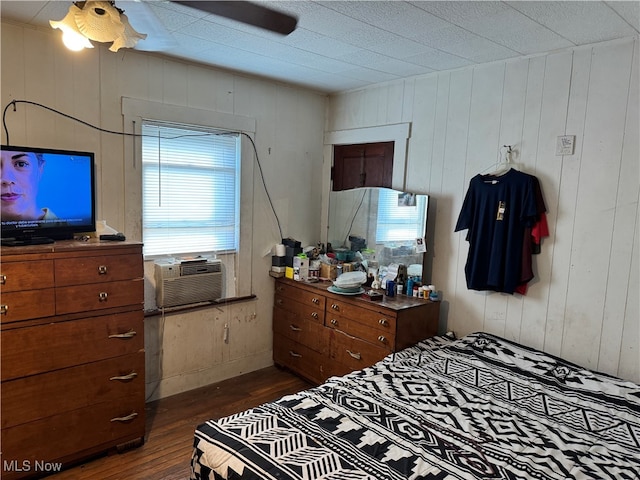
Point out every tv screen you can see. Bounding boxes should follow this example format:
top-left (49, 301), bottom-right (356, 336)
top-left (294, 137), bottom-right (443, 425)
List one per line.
top-left (1, 145), bottom-right (96, 246)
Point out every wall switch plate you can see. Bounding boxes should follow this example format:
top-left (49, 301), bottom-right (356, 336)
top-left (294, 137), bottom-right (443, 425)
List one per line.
top-left (556, 135), bottom-right (575, 155)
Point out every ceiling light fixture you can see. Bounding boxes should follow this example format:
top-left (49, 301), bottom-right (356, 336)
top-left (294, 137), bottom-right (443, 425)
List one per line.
top-left (50, 1), bottom-right (146, 52)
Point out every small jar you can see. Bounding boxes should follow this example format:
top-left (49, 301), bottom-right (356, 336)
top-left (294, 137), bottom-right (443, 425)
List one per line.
top-left (418, 286), bottom-right (424, 298)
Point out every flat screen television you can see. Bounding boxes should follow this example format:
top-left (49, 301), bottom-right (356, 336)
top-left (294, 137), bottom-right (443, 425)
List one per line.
top-left (1, 145), bottom-right (96, 246)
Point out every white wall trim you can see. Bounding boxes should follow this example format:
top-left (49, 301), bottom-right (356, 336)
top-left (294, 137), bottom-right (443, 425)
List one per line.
top-left (324, 123), bottom-right (410, 146)
top-left (121, 97), bottom-right (256, 133)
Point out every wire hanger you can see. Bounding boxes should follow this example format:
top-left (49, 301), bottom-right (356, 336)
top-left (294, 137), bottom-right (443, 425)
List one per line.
top-left (481, 145), bottom-right (517, 176)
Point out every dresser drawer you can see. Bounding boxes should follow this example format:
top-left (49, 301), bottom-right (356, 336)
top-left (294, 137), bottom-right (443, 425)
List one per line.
top-left (2, 352), bottom-right (144, 429)
top-left (1, 396), bottom-right (145, 478)
top-left (328, 328), bottom-right (390, 372)
top-left (325, 299), bottom-right (396, 333)
top-left (273, 306), bottom-right (328, 354)
top-left (54, 254), bottom-right (144, 286)
top-left (273, 333), bottom-right (328, 385)
top-left (274, 293), bottom-right (324, 325)
top-left (275, 282), bottom-right (326, 310)
top-left (326, 312), bottom-right (394, 349)
top-left (0, 260), bottom-right (54, 292)
top-left (1, 311), bottom-right (143, 381)
top-left (0, 289), bottom-right (55, 323)
top-left (55, 278), bottom-right (144, 315)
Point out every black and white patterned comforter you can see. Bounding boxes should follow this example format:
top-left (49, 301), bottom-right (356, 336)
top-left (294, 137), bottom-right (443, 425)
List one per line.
top-left (191, 332), bottom-right (640, 480)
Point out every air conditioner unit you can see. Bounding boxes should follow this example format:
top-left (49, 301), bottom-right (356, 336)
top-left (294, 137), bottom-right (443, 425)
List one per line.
top-left (155, 259), bottom-right (223, 308)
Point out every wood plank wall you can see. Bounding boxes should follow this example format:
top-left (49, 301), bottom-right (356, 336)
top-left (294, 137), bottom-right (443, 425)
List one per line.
top-left (1, 21), bottom-right (327, 401)
top-left (327, 38), bottom-right (639, 383)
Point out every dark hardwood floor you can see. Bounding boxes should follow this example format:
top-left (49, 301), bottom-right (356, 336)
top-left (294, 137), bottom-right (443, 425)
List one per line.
top-left (49, 366), bottom-right (311, 480)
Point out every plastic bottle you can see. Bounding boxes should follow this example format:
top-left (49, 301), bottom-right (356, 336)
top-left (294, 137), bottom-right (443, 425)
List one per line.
top-left (396, 274), bottom-right (404, 295)
top-left (406, 277), bottom-right (414, 297)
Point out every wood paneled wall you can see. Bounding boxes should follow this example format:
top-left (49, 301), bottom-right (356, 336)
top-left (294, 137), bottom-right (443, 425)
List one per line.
top-left (1, 22), bottom-right (327, 400)
top-left (327, 38), bottom-right (639, 382)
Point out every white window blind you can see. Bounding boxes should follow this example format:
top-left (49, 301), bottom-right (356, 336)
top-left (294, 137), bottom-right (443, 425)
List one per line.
top-left (142, 121), bottom-right (240, 257)
top-left (376, 189), bottom-right (427, 242)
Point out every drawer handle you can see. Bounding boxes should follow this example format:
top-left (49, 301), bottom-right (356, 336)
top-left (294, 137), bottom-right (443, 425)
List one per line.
top-left (330, 318), bottom-right (338, 326)
top-left (0, 304), bottom-right (8, 315)
top-left (378, 319), bottom-right (389, 326)
top-left (110, 412), bottom-right (138, 423)
top-left (98, 265), bottom-right (108, 274)
top-left (289, 350), bottom-right (302, 358)
top-left (276, 299), bottom-right (283, 305)
top-left (312, 297), bottom-right (320, 304)
top-left (109, 330), bottom-right (137, 339)
top-left (0, 274), bottom-right (6, 285)
top-left (347, 350), bottom-right (361, 360)
top-left (110, 372), bottom-right (138, 381)
top-left (99, 291), bottom-right (108, 302)
top-left (311, 312), bottom-right (319, 319)
top-left (378, 335), bottom-right (387, 344)
top-left (331, 303), bottom-right (340, 311)
top-left (276, 286), bottom-right (284, 292)
top-left (289, 324), bottom-right (302, 332)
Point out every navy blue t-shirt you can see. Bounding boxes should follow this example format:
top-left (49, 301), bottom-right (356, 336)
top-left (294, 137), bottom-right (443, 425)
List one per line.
top-left (455, 169), bottom-right (539, 294)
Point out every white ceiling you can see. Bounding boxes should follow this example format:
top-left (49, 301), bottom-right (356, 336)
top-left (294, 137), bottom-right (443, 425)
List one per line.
top-left (2, 1), bottom-right (639, 93)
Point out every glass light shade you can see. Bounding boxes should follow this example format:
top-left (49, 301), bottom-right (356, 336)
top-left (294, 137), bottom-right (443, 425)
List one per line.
top-left (50, 6), bottom-right (94, 51)
top-left (50, 2), bottom-right (146, 53)
top-left (61, 29), bottom-right (94, 51)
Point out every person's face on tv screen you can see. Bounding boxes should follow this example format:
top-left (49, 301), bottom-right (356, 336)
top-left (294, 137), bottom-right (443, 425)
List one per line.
top-left (1, 150), bottom-right (45, 221)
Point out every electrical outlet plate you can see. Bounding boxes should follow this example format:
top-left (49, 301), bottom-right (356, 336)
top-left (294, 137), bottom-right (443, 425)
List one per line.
top-left (556, 135), bottom-right (575, 156)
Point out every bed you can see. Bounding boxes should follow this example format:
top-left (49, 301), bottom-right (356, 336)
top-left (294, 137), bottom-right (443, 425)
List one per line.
top-left (190, 332), bottom-right (640, 479)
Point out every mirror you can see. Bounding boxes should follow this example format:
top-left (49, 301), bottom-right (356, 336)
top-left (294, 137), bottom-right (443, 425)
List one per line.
top-left (327, 187), bottom-right (429, 276)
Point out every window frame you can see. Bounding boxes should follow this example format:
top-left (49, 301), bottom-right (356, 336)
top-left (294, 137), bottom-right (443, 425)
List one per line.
top-left (121, 97), bottom-right (256, 300)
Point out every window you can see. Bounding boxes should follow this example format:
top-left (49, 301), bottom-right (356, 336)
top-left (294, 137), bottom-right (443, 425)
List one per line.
top-left (375, 189), bottom-right (427, 242)
top-left (142, 121), bottom-right (240, 257)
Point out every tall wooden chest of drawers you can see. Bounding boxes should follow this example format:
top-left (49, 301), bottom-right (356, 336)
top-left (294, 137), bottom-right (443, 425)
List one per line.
top-left (0, 241), bottom-right (145, 479)
top-left (273, 277), bottom-right (439, 384)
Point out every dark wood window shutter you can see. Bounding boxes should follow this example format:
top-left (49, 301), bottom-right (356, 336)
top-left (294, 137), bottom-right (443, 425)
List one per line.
top-left (332, 141), bottom-right (394, 191)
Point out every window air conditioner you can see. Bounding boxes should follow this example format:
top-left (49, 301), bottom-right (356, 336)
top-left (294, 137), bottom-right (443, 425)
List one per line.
top-left (155, 259), bottom-right (223, 308)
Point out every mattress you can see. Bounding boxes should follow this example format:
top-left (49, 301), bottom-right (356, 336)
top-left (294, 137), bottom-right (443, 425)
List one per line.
top-left (191, 332), bottom-right (640, 479)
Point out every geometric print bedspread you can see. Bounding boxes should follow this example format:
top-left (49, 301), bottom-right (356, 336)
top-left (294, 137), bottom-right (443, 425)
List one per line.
top-left (191, 332), bottom-right (640, 480)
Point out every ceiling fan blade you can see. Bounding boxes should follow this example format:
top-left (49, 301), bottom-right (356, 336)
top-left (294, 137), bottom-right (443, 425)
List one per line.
top-left (170, 1), bottom-right (297, 35)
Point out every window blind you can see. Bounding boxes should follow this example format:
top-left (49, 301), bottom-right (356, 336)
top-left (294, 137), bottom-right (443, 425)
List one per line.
top-left (142, 121), bottom-right (240, 257)
top-left (376, 189), bottom-right (426, 242)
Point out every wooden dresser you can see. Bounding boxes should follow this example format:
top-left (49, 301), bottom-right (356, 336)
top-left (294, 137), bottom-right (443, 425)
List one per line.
top-left (273, 277), bottom-right (439, 384)
top-left (0, 240), bottom-right (145, 479)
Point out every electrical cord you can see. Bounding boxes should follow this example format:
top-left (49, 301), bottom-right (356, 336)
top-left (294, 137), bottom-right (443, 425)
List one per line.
top-left (342, 189), bottom-right (366, 247)
top-left (240, 132), bottom-right (283, 240)
top-left (2, 98), bottom-right (283, 240)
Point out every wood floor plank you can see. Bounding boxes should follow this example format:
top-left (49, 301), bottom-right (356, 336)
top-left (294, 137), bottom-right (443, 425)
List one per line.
top-left (48, 366), bottom-right (310, 480)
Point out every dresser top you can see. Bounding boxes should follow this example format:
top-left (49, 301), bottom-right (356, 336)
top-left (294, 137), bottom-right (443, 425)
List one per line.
top-left (0, 239), bottom-right (142, 260)
top-left (276, 276), bottom-right (435, 312)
